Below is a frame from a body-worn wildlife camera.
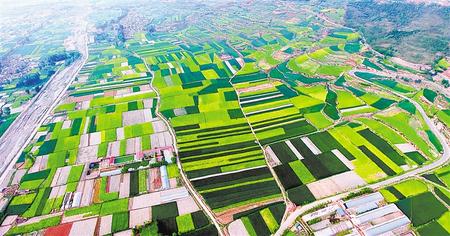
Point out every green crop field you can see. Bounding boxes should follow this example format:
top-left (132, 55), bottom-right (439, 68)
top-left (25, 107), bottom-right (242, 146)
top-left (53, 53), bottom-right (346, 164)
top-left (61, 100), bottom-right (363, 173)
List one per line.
top-left (381, 179), bottom-right (449, 234)
top-left (1, 1), bottom-right (449, 235)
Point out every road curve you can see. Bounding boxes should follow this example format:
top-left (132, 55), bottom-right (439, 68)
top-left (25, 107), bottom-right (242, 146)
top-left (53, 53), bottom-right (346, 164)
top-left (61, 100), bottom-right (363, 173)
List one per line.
top-left (274, 70), bottom-right (449, 235)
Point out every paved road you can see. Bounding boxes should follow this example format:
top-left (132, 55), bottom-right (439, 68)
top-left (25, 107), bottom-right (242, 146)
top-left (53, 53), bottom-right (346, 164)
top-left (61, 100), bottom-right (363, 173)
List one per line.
top-left (0, 24), bottom-right (89, 186)
top-left (274, 70), bottom-right (450, 235)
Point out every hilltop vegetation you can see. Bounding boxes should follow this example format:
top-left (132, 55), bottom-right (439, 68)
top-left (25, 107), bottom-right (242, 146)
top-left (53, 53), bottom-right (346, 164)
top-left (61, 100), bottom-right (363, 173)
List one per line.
top-left (345, 0), bottom-right (450, 63)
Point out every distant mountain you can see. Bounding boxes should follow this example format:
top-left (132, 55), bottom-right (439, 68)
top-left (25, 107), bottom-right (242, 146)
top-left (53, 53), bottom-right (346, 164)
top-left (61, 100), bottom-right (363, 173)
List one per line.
top-left (382, 0), bottom-right (450, 7)
top-left (345, 0), bottom-right (450, 64)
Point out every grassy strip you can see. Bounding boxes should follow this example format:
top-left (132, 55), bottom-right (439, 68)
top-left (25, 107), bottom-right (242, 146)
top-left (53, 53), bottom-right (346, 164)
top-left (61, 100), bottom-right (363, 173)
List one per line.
top-left (6, 216), bottom-right (61, 235)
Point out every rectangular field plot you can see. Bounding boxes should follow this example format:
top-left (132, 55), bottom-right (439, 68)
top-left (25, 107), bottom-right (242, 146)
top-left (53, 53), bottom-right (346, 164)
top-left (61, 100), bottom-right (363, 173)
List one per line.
top-left (268, 130), bottom-right (365, 204)
top-left (235, 80), bottom-right (321, 144)
top-left (380, 179), bottom-right (449, 233)
top-left (227, 202), bottom-right (286, 236)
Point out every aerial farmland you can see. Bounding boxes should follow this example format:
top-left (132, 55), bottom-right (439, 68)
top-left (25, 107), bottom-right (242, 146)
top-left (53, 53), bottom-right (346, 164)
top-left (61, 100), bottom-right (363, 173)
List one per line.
top-left (0, 0), bottom-right (449, 236)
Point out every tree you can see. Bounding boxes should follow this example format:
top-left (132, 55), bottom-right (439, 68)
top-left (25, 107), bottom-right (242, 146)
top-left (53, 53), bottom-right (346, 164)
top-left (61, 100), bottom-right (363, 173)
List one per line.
top-left (39, 51), bottom-right (81, 69)
top-left (442, 79), bottom-right (449, 88)
top-left (17, 73), bottom-right (40, 87)
top-left (2, 107), bottom-right (10, 117)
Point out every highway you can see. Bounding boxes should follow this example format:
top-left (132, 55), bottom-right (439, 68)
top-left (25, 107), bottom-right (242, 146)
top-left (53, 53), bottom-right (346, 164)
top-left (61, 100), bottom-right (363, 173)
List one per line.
top-left (274, 70), bottom-right (450, 235)
top-left (0, 22), bottom-right (89, 187)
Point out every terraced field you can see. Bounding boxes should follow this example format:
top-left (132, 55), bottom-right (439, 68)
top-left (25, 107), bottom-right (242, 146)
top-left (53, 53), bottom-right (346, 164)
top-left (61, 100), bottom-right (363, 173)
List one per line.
top-left (130, 41), bottom-right (283, 223)
top-left (265, 120), bottom-right (429, 205)
top-left (1, 1), bottom-right (449, 236)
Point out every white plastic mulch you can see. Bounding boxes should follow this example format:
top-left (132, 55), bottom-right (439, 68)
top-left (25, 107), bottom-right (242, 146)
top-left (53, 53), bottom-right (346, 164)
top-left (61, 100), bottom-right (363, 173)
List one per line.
top-left (69, 218), bottom-right (97, 236)
top-left (228, 219), bottom-right (250, 236)
top-left (307, 171), bottom-right (366, 199)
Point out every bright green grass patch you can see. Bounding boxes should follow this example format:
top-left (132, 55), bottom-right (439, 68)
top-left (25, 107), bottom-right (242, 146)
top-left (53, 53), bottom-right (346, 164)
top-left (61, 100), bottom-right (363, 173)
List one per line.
top-left (242, 217), bottom-right (257, 236)
top-left (316, 65), bottom-right (351, 77)
top-left (376, 112), bottom-right (434, 158)
top-left (96, 113), bottom-right (122, 131)
top-left (393, 179), bottom-right (428, 197)
top-left (20, 179), bottom-right (44, 190)
top-left (304, 112), bottom-right (333, 129)
top-left (54, 135), bottom-right (80, 152)
top-left (290, 95), bottom-right (323, 109)
top-left (124, 123), bottom-right (154, 138)
top-left (288, 161), bottom-right (315, 184)
top-left (359, 93), bottom-right (381, 104)
top-left (237, 62), bottom-right (260, 76)
top-left (54, 102), bottom-right (76, 113)
top-left (139, 170), bottom-right (148, 193)
top-left (47, 152), bottom-right (67, 168)
top-left (379, 189), bottom-right (398, 203)
top-left (139, 221), bottom-right (159, 236)
top-left (141, 135), bottom-right (151, 150)
top-left (202, 69), bottom-right (220, 79)
top-left (296, 60), bottom-right (320, 76)
top-left (100, 198), bottom-right (129, 216)
top-left (66, 182), bottom-right (78, 192)
top-left (336, 90), bottom-right (365, 109)
top-left (167, 164), bottom-right (180, 178)
top-left (181, 148), bottom-right (260, 170)
top-left (260, 208), bottom-right (279, 233)
top-left (67, 165), bottom-right (84, 183)
top-left (436, 165), bottom-right (450, 187)
top-left (194, 54), bottom-right (212, 65)
top-left (295, 85), bottom-right (327, 101)
top-left (436, 110), bottom-right (450, 127)
top-left (6, 215), bottom-right (61, 235)
top-left (112, 212), bottom-right (129, 233)
top-left (10, 193), bottom-right (36, 205)
top-left (329, 126), bottom-right (385, 182)
top-left (436, 58), bottom-right (450, 70)
top-left (103, 129), bottom-right (117, 142)
top-left (357, 118), bottom-right (406, 144)
top-left (160, 93), bottom-right (195, 110)
top-left (437, 211), bottom-right (450, 233)
top-left (176, 214), bottom-right (195, 234)
top-left (97, 143), bottom-right (108, 158)
top-left (254, 128), bottom-right (286, 142)
top-left (90, 91), bottom-right (155, 108)
top-left (309, 48), bottom-right (330, 60)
